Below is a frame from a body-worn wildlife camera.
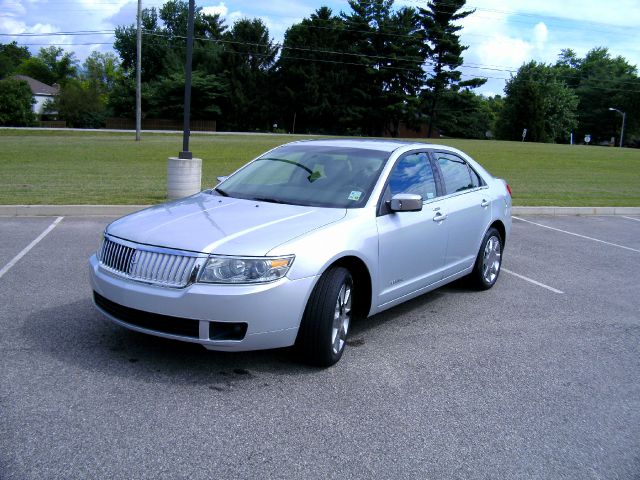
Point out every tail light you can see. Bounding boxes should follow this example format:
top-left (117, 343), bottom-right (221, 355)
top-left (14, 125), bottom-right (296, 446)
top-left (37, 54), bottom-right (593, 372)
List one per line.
top-left (505, 183), bottom-right (512, 196)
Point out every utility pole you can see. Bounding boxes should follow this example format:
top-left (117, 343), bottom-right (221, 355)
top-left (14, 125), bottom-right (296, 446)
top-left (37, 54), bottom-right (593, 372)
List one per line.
top-left (135, 0), bottom-right (142, 141)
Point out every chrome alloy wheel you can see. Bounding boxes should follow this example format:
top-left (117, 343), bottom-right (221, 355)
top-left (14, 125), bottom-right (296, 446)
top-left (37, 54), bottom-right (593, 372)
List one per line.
top-left (331, 281), bottom-right (352, 355)
top-left (482, 235), bottom-right (502, 284)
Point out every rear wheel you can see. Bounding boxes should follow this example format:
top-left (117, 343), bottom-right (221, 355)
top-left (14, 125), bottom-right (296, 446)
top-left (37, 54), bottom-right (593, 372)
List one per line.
top-left (295, 267), bottom-right (353, 367)
top-left (469, 227), bottom-right (503, 290)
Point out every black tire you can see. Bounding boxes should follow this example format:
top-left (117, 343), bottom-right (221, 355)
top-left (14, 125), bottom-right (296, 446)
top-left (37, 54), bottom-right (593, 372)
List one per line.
top-left (295, 267), bottom-right (353, 367)
top-left (469, 227), bottom-right (503, 290)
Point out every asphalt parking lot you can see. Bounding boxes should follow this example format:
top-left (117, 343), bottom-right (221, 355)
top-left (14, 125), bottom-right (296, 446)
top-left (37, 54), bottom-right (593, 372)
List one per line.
top-left (1, 214), bottom-right (639, 479)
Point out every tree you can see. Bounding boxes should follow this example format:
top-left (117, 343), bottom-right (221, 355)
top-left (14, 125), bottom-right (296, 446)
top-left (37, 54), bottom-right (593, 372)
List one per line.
top-left (145, 71), bottom-right (224, 119)
top-left (112, 1), bottom-right (228, 121)
top-left (219, 18), bottom-right (278, 130)
top-left (382, 6), bottom-right (426, 137)
top-left (436, 91), bottom-right (501, 139)
top-left (417, 0), bottom-right (486, 137)
top-left (82, 51), bottom-right (120, 95)
top-left (114, 7), bottom-right (172, 83)
top-left (0, 41), bottom-right (31, 78)
top-left (14, 57), bottom-right (52, 84)
top-left (15, 47), bottom-right (77, 85)
top-left (497, 61), bottom-right (578, 143)
top-left (277, 7), bottom-right (355, 134)
top-left (554, 47), bottom-right (640, 145)
top-left (0, 78), bottom-right (36, 126)
top-left (51, 80), bottom-right (106, 128)
top-left (341, 0), bottom-right (425, 136)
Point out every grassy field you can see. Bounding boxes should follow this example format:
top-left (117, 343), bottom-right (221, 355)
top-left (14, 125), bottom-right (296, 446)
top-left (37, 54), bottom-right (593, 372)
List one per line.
top-left (1, 129), bottom-right (639, 206)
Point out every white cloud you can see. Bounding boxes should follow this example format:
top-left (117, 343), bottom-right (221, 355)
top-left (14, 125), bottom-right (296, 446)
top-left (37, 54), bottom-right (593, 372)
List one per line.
top-left (202, 2), bottom-right (228, 17)
top-left (228, 10), bottom-right (244, 24)
top-left (0, 0), bottom-right (26, 16)
top-left (476, 35), bottom-right (534, 69)
top-left (533, 22), bottom-right (548, 51)
top-left (0, 16), bottom-right (59, 39)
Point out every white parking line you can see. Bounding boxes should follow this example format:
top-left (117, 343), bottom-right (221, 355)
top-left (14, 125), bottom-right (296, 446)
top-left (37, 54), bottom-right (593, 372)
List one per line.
top-left (0, 217), bottom-right (64, 280)
top-left (621, 216), bottom-right (640, 223)
top-left (512, 216), bottom-right (640, 253)
top-left (501, 268), bottom-right (564, 294)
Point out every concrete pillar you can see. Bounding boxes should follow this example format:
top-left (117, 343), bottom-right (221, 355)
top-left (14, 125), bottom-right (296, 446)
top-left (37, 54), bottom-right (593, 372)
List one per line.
top-left (167, 156), bottom-right (202, 199)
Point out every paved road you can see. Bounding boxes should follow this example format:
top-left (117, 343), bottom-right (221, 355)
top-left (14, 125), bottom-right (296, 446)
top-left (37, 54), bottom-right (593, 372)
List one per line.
top-left (1, 215), bottom-right (639, 479)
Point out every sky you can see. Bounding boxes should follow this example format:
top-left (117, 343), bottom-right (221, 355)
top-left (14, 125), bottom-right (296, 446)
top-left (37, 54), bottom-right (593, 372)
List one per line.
top-left (2, 0), bottom-right (640, 96)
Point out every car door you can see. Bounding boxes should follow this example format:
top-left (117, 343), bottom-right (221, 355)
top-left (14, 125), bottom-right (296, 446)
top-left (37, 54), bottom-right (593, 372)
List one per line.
top-left (376, 151), bottom-right (449, 307)
top-left (432, 151), bottom-right (492, 279)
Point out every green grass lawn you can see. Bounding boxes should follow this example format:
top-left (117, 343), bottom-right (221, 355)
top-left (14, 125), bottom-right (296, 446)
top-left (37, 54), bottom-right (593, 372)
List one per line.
top-left (1, 129), bottom-right (639, 206)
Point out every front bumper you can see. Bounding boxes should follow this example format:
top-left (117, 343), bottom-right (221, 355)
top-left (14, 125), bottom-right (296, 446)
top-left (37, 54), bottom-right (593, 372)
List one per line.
top-left (89, 255), bottom-right (317, 351)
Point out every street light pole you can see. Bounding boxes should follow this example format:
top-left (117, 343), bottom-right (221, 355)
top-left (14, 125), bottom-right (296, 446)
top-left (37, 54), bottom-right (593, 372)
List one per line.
top-left (179, 0), bottom-right (195, 159)
top-left (135, 0), bottom-right (142, 141)
top-left (609, 107), bottom-right (626, 148)
top-left (167, 0), bottom-right (201, 200)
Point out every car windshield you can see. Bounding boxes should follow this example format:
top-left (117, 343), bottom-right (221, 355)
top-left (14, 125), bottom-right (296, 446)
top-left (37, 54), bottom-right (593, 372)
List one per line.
top-left (216, 144), bottom-right (390, 208)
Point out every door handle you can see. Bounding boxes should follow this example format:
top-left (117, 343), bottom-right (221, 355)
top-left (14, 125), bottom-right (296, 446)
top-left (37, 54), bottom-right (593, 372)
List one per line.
top-left (480, 199), bottom-right (489, 208)
top-left (433, 212), bottom-right (447, 222)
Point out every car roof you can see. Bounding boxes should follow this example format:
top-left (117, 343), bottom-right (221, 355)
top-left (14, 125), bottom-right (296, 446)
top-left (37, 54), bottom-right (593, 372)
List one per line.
top-left (288, 138), bottom-right (434, 153)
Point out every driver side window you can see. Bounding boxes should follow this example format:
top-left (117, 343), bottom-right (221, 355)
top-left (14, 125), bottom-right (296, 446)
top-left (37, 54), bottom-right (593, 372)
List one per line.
top-left (388, 153), bottom-right (437, 201)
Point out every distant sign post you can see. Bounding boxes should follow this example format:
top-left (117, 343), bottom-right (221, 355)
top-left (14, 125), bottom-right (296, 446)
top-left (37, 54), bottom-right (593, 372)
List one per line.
top-left (521, 128), bottom-right (527, 142)
top-left (584, 134), bottom-right (591, 145)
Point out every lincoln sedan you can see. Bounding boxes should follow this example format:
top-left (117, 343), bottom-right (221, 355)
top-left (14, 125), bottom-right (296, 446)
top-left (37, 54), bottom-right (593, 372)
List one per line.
top-left (89, 139), bottom-right (511, 366)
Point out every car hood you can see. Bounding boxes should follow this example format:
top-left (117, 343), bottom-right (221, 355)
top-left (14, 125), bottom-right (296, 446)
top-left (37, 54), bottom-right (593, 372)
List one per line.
top-left (106, 193), bottom-right (347, 255)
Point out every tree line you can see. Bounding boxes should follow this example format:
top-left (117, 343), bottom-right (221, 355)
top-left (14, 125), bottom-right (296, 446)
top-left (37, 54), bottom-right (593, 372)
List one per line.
top-left (1, 0), bottom-right (639, 145)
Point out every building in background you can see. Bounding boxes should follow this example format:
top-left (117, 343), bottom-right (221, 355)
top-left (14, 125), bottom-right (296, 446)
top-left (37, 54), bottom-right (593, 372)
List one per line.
top-left (12, 75), bottom-right (59, 116)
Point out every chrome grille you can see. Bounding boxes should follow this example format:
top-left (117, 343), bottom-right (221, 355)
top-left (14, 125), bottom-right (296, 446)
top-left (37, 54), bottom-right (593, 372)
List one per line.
top-left (99, 237), bottom-right (198, 287)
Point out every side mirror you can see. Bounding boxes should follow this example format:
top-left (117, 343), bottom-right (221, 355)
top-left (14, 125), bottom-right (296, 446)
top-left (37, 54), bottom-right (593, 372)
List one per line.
top-left (390, 193), bottom-right (423, 212)
top-left (216, 176), bottom-right (228, 183)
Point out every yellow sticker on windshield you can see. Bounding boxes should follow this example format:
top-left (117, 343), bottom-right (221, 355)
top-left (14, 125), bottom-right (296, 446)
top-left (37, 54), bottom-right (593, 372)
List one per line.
top-left (348, 191), bottom-right (362, 201)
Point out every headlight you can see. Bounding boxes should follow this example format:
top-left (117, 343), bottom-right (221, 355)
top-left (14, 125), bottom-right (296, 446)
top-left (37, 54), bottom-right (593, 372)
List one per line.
top-left (198, 255), bottom-right (294, 284)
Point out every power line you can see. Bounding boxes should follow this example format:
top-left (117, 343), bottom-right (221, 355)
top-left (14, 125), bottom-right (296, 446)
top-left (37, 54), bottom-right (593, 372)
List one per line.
top-left (5, 26), bottom-right (639, 86)
top-left (0, 31), bottom-right (115, 37)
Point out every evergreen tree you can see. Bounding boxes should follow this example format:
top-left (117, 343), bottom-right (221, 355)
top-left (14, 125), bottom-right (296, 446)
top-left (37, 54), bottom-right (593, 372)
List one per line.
top-left (417, 0), bottom-right (485, 137)
top-left (276, 7), bottom-right (355, 133)
top-left (342, 0), bottom-right (424, 136)
top-left (219, 18), bottom-right (278, 130)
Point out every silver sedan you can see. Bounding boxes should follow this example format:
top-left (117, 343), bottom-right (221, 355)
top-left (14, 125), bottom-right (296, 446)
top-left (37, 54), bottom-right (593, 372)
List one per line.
top-left (89, 139), bottom-right (512, 366)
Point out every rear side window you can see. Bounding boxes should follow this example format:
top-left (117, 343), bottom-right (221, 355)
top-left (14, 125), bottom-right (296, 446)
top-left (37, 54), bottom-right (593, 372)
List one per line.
top-left (469, 168), bottom-right (482, 188)
top-left (436, 153), bottom-right (475, 194)
top-left (388, 152), bottom-right (437, 201)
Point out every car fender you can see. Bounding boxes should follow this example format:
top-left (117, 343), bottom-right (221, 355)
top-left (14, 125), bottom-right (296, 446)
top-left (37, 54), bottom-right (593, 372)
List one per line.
top-left (267, 209), bottom-right (380, 311)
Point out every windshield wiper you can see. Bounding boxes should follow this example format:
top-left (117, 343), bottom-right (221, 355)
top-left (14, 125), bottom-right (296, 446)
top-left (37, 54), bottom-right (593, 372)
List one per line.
top-left (251, 196), bottom-right (286, 204)
top-left (214, 187), bottom-right (229, 197)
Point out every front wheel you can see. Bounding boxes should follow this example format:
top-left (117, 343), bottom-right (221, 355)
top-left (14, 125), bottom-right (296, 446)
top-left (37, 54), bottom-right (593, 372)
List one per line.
top-left (295, 267), bottom-right (353, 367)
top-left (469, 227), bottom-right (503, 290)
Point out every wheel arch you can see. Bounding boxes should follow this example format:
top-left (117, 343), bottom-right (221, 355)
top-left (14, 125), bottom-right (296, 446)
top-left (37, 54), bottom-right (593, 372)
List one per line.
top-left (326, 256), bottom-right (373, 319)
top-left (489, 219), bottom-right (507, 248)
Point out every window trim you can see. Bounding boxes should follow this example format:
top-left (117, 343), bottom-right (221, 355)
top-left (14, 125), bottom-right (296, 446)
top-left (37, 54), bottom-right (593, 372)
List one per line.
top-left (376, 149), bottom-right (443, 217)
top-left (429, 150), bottom-right (488, 200)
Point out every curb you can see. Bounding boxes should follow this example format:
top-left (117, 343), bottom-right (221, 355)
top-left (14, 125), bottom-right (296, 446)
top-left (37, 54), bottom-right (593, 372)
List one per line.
top-left (0, 205), bottom-right (150, 216)
top-left (511, 206), bottom-right (640, 216)
top-left (1, 205), bottom-right (639, 217)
